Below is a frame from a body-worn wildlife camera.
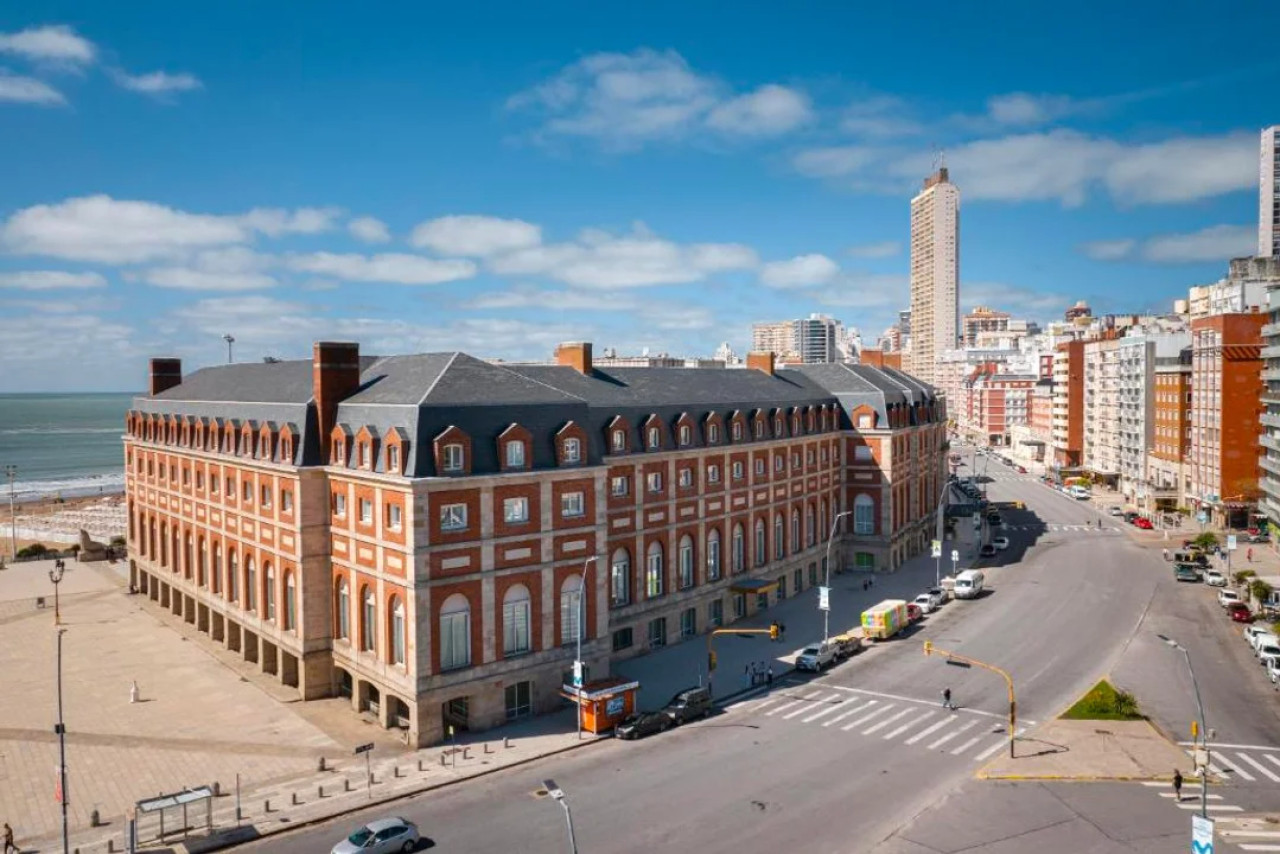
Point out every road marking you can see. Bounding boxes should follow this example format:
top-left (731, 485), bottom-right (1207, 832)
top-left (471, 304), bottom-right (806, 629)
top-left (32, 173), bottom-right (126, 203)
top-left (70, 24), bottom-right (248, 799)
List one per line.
top-left (842, 703), bottom-right (896, 732)
top-left (784, 692), bottom-right (842, 720)
top-left (1225, 755), bottom-right (1258, 782)
top-left (1225, 830), bottom-right (1280, 838)
top-left (1235, 752), bottom-right (1280, 782)
top-left (1237, 845), bottom-right (1280, 852)
top-left (1159, 793), bottom-right (1223, 800)
top-left (798, 695), bottom-right (849, 724)
top-left (863, 707), bottom-right (916, 736)
top-left (972, 736), bottom-right (1013, 762)
top-left (749, 697), bottom-right (781, 713)
top-left (926, 717), bottom-right (978, 750)
top-left (766, 699), bottom-right (805, 717)
top-left (951, 734), bottom-right (984, 756)
top-left (884, 711), bottom-right (934, 740)
top-left (822, 700), bottom-right (876, 728)
top-left (1180, 741), bottom-right (1280, 752)
top-left (1176, 803), bottom-right (1243, 811)
top-left (1264, 754), bottom-right (1280, 771)
top-left (819, 685), bottom-right (1021, 723)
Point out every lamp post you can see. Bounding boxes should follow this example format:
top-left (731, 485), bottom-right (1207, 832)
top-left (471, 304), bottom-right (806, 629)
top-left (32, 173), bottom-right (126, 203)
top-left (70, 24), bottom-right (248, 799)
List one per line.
top-left (222, 333), bottom-right (235, 364)
top-left (4, 464), bottom-right (15, 561)
top-left (55, 626), bottom-right (69, 854)
top-left (574, 557), bottom-right (596, 741)
top-left (542, 779), bottom-right (579, 854)
top-left (1157, 634), bottom-right (1208, 819)
top-left (822, 511), bottom-right (853, 643)
top-left (49, 559), bottom-right (65, 626)
top-left (933, 480), bottom-right (954, 589)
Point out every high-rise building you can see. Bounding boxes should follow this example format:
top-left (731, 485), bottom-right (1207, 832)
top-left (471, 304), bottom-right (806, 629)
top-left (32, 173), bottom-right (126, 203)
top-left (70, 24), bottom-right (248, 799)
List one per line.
top-left (1261, 126), bottom-right (1279, 258)
top-left (1064, 301), bottom-right (1092, 323)
top-left (908, 168), bottom-right (960, 384)
top-left (962, 306), bottom-right (1011, 347)
top-left (751, 321), bottom-right (800, 362)
top-left (750, 314), bottom-right (843, 364)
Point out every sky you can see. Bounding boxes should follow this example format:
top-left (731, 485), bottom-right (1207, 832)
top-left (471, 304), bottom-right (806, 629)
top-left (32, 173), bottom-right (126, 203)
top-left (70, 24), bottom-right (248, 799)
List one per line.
top-left (1, 1), bottom-right (1279, 392)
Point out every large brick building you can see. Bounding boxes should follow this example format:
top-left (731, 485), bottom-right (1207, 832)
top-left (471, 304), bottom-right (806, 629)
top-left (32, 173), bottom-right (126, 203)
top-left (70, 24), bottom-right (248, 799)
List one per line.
top-left (125, 342), bottom-right (946, 747)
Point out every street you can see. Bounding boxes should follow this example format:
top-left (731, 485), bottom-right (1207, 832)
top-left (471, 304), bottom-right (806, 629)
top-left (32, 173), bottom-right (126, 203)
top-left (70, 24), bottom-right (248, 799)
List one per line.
top-left (247, 450), bottom-right (1280, 854)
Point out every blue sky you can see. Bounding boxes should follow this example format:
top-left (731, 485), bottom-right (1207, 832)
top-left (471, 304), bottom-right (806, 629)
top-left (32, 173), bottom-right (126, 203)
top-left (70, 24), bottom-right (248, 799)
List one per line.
top-left (1, 1), bottom-right (1278, 391)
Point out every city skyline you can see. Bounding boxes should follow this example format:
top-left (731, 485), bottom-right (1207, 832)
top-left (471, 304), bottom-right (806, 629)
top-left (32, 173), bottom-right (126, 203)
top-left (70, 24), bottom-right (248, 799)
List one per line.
top-left (2, 5), bottom-right (1280, 391)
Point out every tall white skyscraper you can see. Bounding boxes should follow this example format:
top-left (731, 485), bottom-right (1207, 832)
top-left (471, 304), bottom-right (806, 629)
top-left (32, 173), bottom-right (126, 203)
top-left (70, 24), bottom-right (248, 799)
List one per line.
top-left (1262, 126), bottom-right (1279, 258)
top-left (908, 167), bottom-right (960, 384)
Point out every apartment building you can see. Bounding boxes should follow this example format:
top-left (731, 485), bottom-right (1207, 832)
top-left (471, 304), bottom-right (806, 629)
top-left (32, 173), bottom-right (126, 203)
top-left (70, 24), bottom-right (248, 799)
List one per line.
top-left (1116, 332), bottom-right (1190, 503)
top-left (1262, 126), bottom-right (1279, 259)
top-left (1143, 346), bottom-right (1192, 516)
top-left (125, 341), bottom-right (945, 747)
top-left (1189, 314), bottom-right (1266, 527)
top-left (962, 306), bottom-right (1010, 348)
top-left (1083, 336), bottom-right (1122, 483)
top-left (1051, 340), bottom-right (1085, 470)
top-left (1256, 260), bottom-right (1280, 531)
top-left (908, 168), bottom-right (960, 384)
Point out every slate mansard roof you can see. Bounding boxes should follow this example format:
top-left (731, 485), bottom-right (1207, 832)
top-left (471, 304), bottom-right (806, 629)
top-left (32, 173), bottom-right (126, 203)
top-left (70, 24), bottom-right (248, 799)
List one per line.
top-left (130, 351), bottom-right (941, 477)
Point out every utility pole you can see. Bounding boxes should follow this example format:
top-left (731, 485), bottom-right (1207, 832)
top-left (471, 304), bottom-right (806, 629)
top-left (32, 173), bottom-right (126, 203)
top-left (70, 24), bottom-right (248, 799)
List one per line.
top-left (822, 511), bottom-right (852, 643)
top-left (542, 779), bottom-right (579, 854)
top-left (222, 333), bottom-right (235, 364)
top-left (55, 626), bottom-right (69, 854)
top-left (923, 640), bottom-right (1017, 758)
top-left (575, 557), bottom-right (596, 740)
top-left (5, 464), bottom-right (16, 561)
top-left (1158, 634), bottom-right (1209, 819)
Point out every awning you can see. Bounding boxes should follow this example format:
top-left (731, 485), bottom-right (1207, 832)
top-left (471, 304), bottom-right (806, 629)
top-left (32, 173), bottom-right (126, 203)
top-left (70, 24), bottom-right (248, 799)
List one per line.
top-left (136, 786), bottom-right (214, 814)
top-left (729, 578), bottom-right (781, 594)
top-left (1018, 439), bottom-right (1045, 446)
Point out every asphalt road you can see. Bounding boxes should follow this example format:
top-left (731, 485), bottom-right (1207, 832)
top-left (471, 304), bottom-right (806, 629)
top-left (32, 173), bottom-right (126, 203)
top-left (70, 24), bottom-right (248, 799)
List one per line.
top-left (251, 449), bottom-right (1199, 854)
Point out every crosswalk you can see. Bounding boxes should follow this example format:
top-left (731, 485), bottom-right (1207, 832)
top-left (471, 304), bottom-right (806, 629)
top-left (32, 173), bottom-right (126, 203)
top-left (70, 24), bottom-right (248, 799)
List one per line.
top-left (729, 683), bottom-right (1028, 763)
top-left (1140, 777), bottom-right (1280, 852)
top-left (1178, 742), bottom-right (1280, 785)
top-left (1000, 523), bottom-right (1122, 534)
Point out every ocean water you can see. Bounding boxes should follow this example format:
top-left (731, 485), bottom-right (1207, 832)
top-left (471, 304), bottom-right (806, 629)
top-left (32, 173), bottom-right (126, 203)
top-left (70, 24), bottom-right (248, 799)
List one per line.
top-left (0, 392), bottom-right (136, 500)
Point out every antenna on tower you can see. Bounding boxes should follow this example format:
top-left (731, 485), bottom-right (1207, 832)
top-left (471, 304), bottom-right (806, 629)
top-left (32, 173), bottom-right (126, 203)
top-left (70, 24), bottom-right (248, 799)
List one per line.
top-left (222, 333), bottom-right (235, 364)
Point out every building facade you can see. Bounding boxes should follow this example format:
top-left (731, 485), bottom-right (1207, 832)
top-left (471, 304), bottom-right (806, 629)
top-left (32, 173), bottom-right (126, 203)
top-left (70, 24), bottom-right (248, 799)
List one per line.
top-left (752, 315), bottom-right (843, 364)
top-left (1143, 346), bottom-right (1192, 515)
top-left (1117, 332), bottom-right (1190, 503)
top-left (125, 341), bottom-right (946, 748)
top-left (1083, 337), bottom-right (1122, 482)
top-left (1051, 340), bottom-right (1085, 470)
top-left (1262, 126), bottom-right (1279, 259)
top-left (908, 168), bottom-right (960, 384)
top-left (962, 306), bottom-right (1010, 348)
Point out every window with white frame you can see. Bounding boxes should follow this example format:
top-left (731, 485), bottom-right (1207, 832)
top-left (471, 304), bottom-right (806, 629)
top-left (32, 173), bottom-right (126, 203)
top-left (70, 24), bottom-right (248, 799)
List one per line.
top-left (612, 430), bottom-right (626, 452)
top-left (243, 480), bottom-right (252, 501)
top-left (359, 498), bottom-right (373, 525)
top-left (563, 437), bottom-right (581, 463)
top-left (774, 514), bottom-right (785, 559)
top-left (854, 494), bottom-right (875, 534)
top-left (440, 503), bottom-right (467, 531)
top-left (610, 475), bottom-right (629, 496)
top-left (791, 511), bottom-right (800, 554)
top-left (707, 463), bottom-right (720, 483)
top-left (561, 491), bottom-right (584, 518)
top-left (502, 584), bottom-right (532, 655)
top-left (283, 571), bottom-right (296, 631)
top-left (806, 505), bottom-right (816, 546)
top-left (646, 541), bottom-right (664, 598)
top-left (361, 586), bottom-right (375, 652)
top-left (709, 598), bottom-right (723, 628)
top-left (707, 528), bottom-right (722, 580)
top-left (754, 421), bottom-right (764, 439)
top-left (560, 575), bottom-right (582, 646)
top-left (678, 467), bottom-right (693, 488)
top-left (754, 458), bottom-right (765, 475)
top-left (391, 597), bottom-right (406, 665)
top-left (336, 578), bottom-right (349, 640)
top-left (681, 607), bottom-right (696, 638)
top-left (679, 424), bottom-right (691, 446)
top-left (261, 484), bottom-right (272, 507)
top-left (732, 422), bottom-right (743, 441)
top-left (440, 594), bottom-right (471, 670)
top-left (732, 524), bottom-right (745, 572)
top-left (857, 414), bottom-right (873, 429)
top-left (679, 535), bottom-right (695, 588)
top-left (732, 461), bottom-right (744, 480)
top-left (646, 472), bottom-right (663, 493)
top-left (504, 496), bottom-right (529, 524)
top-left (334, 493), bottom-right (347, 518)
top-left (708, 423), bottom-right (720, 444)
top-left (505, 440), bottom-right (525, 469)
top-left (387, 503), bottom-right (403, 531)
top-left (388, 445), bottom-right (400, 472)
top-left (610, 548), bottom-right (631, 606)
top-left (360, 442), bottom-right (371, 468)
top-left (754, 520), bottom-right (766, 566)
top-left (648, 426), bottom-right (660, 449)
top-left (774, 455), bottom-right (784, 472)
top-left (442, 443), bottom-right (464, 473)
top-left (648, 616), bottom-right (666, 648)
top-left (282, 489), bottom-right (293, 512)
top-left (264, 564), bottom-right (276, 621)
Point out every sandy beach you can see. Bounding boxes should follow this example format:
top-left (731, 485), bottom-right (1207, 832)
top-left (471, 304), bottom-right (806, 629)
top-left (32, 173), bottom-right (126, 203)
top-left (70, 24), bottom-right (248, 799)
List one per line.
top-left (1, 491), bottom-right (126, 559)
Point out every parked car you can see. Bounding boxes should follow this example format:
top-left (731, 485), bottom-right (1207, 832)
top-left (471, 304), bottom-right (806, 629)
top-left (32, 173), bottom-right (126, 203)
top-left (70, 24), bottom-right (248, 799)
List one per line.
top-left (1173, 564), bottom-right (1201, 583)
top-left (1228, 602), bottom-right (1254, 623)
top-left (1248, 532), bottom-right (1271, 544)
top-left (979, 543), bottom-right (997, 558)
top-left (922, 588), bottom-right (946, 608)
top-left (987, 514), bottom-right (1004, 526)
top-left (913, 593), bottom-right (937, 614)
top-left (616, 711), bottom-right (672, 740)
top-left (906, 603), bottom-right (924, 623)
top-left (796, 641), bottom-right (838, 672)
top-left (1108, 506), bottom-right (1124, 516)
top-left (1125, 511), bottom-right (1141, 523)
top-left (1257, 642), bottom-right (1280, 668)
top-left (1015, 465), bottom-right (1027, 474)
top-left (830, 631), bottom-right (863, 660)
top-left (1218, 589), bottom-right (1242, 608)
top-left (663, 686), bottom-right (712, 724)
top-left (1245, 624), bottom-right (1272, 646)
top-left (1250, 631), bottom-right (1279, 654)
top-left (1268, 657), bottom-right (1280, 684)
top-left (1134, 517), bottom-right (1154, 530)
top-left (992, 536), bottom-right (1010, 550)
top-left (1204, 569), bottom-right (1227, 587)
top-left (331, 818), bottom-right (420, 854)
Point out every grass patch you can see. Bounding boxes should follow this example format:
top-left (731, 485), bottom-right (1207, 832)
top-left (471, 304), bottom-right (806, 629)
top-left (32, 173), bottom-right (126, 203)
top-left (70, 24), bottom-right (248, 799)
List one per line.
top-left (1060, 679), bottom-right (1144, 721)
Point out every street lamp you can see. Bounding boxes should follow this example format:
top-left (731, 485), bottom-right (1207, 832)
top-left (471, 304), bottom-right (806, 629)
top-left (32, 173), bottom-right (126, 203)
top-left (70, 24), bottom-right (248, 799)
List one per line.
top-left (49, 559), bottom-right (65, 626)
top-left (4, 464), bottom-right (15, 561)
top-left (574, 557), bottom-right (596, 741)
top-left (542, 779), bottom-right (579, 854)
top-left (822, 511), bottom-right (853, 643)
top-left (55, 626), bottom-right (69, 854)
top-left (1157, 634), bottom-right (1209, 819)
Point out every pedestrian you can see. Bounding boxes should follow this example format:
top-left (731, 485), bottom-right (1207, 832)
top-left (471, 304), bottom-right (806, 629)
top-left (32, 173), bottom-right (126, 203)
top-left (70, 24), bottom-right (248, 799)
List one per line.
top-left (766, 666), bottom-right (773, 687)
top-left (758, 661), bottom-right (766, 685)
top-left (1249, 548), bottom-right (1254, 563)
top-left (770, 621), bottom-right (779, 641)
top-left (941, 687), bottom-right (954, 710)
top-left (3, 821), bottom-right (15, 854)
top-left (779, 622), bottom-right (786, 639)
top-left (1173, 769), bottom-right (1183, 802)
top-left (743, 664), bottom-right (751, 691)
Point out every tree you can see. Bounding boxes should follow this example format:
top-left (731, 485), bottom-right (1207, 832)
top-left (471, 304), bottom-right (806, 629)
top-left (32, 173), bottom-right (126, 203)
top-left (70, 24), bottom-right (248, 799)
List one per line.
top-left (15, 543), bottom-right (49, 559)
top-left (1250, 579), bottom-right (1274, 609)
top-left (1235, 569), bottom-right (1257, 589)
top-left (1193, 532), bottom-right (1220, 550)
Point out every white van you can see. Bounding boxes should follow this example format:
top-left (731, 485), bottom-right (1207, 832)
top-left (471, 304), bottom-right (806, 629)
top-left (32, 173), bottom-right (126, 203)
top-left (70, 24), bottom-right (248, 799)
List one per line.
top-left (954, 570), bottom-right (985, 600)
top-left (1068, 485), bottom-right (1091, 500)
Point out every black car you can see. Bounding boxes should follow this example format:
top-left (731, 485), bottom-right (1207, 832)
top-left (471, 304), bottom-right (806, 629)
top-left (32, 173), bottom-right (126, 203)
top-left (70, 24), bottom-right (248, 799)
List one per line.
top-left (663, 686), bottom-right (712, 724)
top-left (979, 544), bottom-right (997, 558)
top-left (986, 514), bottom-right (1002, 526)
top-left (1124, 511), bottom-right (1140, 523)
top-left (616, 711), bottom-right (672, 740)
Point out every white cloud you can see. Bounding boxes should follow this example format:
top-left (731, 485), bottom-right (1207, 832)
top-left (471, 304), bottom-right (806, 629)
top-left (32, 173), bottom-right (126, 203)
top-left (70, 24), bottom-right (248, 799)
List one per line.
top-left (705, 84), bottom-right (812, 136)
top-left (810, 273), bottom-right (905, 308)
top-left (1140, 224), bottom-right (1256, 263)
top-left (1079, 239), bottom-right (1136, 261)
top-left (760, 253), bottom-right (839, 289)
top-left (962, 282), bottom-right (1068, 319)
top-left (348, 216), bottom-right (390, 244)
top-left (112, 69), bottom-right (202, 97)
top-left (0, 270), bottom-right (106, 290)
top-left (791, 145), bottom-right (879, 178)
top-left (983, 92), bottom-right (1079, 127)
top-left (286, 251), bottom-right (476, 285)
top-left (1106, 134), bottom-right (1258, 204)
top-left (839, 95), bottom-right (922, 138)
top-left (846, 241), bottom-right (901, 259)
top-left (464, 287), bottom-right (638, 311)
top-left (240, 207), bottom-right (340, 237)
top-left (0, 25), bottom-right (96, 66)
top-left (0, 71), bottom-right (65, 105)
top-left (410, 215), bottom-right (541, 256)
top-left (142, 268), bottom-right (276, 291)
top-left (507, 48), bottom-right (809, 148)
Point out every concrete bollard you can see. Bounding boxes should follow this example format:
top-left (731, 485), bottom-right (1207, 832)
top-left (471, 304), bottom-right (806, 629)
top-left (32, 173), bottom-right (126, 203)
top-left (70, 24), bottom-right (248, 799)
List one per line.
top-left (440, 753), bottom-right (447, 766)
top-left (417, 758), bottom-right (425, 771)
top-left (318, 784), bottom-right (324, 798)
top-left (504, 737), bottom-right (511, 749)
top-left (344, 778), bottom-right (351, 792)
top-left (291, 792), bottom-right (299, 806)
top-left (393, 766), bottom-right (401, 779)
top-left (107, 841), bottom-right (115, 853)
top-left (263, 799), bottom-right (271, 813)
top-left (484, 743), bottom-right (492, 754)
top-left (462, 747), bottom-right (471, 760)
top-left (91, 808), bottom-right (101, 827)
top-left (369, 772), bottom-right (377, 785)
top-left (318, 756), bottom-right (327, 772)
top-left (211, 781), bottom-right (221, 797)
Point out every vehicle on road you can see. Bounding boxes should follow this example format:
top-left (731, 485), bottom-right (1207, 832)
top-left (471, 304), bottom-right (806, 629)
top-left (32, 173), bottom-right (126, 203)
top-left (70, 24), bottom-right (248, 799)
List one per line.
top-left (1134, 517), bottom-right (1153, 530)
top-left (663, 686), bottom-right (712, 724)
top-left (1218, 589), bottom-right (1242, 608)
top-left (1173, 564), bottom-right (1201, 583)
top-left (1125, 512), bottom-right (1141, 523)
top-left (912, 593), bottom-right (937, 614)
top-left (906, 603), bottom-right (924, 623)
top-left (796, 641), bottom-right (838, 672)
top-left (616, 711), bottom-right (672, 740)
top-left (1245, 625), bottom-right (1272, 646)
top-left (954, 569), bottom-right (985, 599)
top-left (1250, 631), bottom-right (1279, 654)
top-left (331, 818), bottom-right (420, 854)
top-left (1016, 465), bottom-right (1027, 474)
top-left (1108, 506), bottom-right (1124, 516)
top-left (1228, 602), bottom-right (1253, 623)
top-left (1204, 569), bottom-right (1227, 587)
top-left (1257, 642), bottom-right (1280, 668)
top-left (1269, 657), bottom-right (1280, 684)
top-left (1174, 550), bottom-right (1209, 567)
top-left (978, 543), bottom-right (997, 558)
top-left (861, 600), bottom-right (910, 640)
top-left (830, 631), bottom-right (863, 659)
top-left (921, 588), bottom-right (946, 608)
top-left (992, 536), bottom-right (1009, 550)
top-left (1069, 485), bottom-right (1091, 500)
top-left (986, 513), bottom-right (1003, 526)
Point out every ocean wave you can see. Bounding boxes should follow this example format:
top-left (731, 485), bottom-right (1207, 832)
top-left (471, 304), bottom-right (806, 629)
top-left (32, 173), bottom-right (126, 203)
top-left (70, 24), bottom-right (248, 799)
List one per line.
top-left (0, 427), bottom-right (124, 435)
top-left (7, 472), bottom-right (126, 501)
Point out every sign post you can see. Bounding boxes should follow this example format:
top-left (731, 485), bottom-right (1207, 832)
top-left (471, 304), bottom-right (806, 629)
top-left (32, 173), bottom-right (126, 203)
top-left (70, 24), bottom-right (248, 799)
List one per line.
top-left (951, 549), bottom-right (959, 582)
top-left (1192, 813), bottom-right (1214, 853)
top-left (818, 586), bottom-right (830, 612)
top-left (353, 743), bottom-right (374, 798)
top-left (931, 539), bottom-right (942, 588)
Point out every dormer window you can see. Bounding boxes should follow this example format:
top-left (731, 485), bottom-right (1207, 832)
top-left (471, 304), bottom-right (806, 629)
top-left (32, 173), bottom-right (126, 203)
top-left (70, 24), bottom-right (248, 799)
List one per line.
top-left (678, 425), bottom-right (691, 447)
top-left (281, 439), bottom-right (292, 461)
top-left (359, 442), bottom-right (371, 468)
top-left (442, 443), bottom-right (464, 473)
top-left (774, 417), bottom-right (783, 436)
top-left (754, 421), bottom-right (764, 439)
top-left (388, 445), bottom-right (400, 472)
top-left (647, 427), bottom-right (660, 450)
top-left (332, 440), bottom-right (345, 465)
top-left (732, 422), bottom-right (743, 441)
top-left (505, 440), bottom-right (525, 469)
top-left (563, 437), bottom-right (581, 464)
top-left (612, 430), bottom-right (626, 453)
top-left (708, 423), bottom-right (720, 444)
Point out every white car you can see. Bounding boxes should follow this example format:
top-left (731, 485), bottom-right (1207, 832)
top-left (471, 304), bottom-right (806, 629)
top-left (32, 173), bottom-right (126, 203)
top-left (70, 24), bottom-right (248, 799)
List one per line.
top-left (796, 641), bottom-right (837, 672)
top-left (1218, 589), bottom-right (1242, 608)
top-left (923, 587), bottom-right (946, 608)
top-left (1108, 506), bottom-right (1124, 516)
top-left (992, 536), bottom-right (1010, 550)
top-left (913, 593), bottom-right (936, 614)
top-left (1204, 569), bottom-right (1227, 587)
top-left (1245, 624), bottom-right (1272, 646)
top-left (1258, 643), bottom-right (1280, 669)
top-left (332, 818), bottom-right (420, 854)
top-left (1251, 631), bottom-right (1279, 654)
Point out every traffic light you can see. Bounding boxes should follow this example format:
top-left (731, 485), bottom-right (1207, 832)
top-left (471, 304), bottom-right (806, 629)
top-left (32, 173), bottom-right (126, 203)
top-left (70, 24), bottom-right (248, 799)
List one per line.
top-left (769, 624), bottom-right (779, 640)
top-left (923, 640), bottom-right (933, 657)
top-left (1191, 720), bottom-right (1198, 740)
top-left (708, 651), bottom-right (718, 672)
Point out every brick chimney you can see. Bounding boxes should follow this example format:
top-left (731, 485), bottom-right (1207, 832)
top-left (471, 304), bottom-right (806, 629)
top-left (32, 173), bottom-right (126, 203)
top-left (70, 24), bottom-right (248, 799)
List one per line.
top-left (148, 358), bottom-right (182, 396)
top-left (555, 341), bottom-right (593, 375)
top-left (313, 341), bottom-right (362, 461)
top-left (746, 351), bottom-right (776, 376)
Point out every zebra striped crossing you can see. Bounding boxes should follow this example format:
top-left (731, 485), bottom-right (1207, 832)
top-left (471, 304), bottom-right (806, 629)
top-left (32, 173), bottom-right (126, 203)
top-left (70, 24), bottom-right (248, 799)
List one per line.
top-left (1177, 742), bottom-right (1280, 786)
top-left (737, 685), bottom-right (1026, 761)
top-left (1000, 523), bottom-right (1121, 534)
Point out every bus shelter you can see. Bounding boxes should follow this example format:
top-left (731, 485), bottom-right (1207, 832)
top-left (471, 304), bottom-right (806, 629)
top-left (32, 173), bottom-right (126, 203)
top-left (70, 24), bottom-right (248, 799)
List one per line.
top-left (134, 785), bottom-right (214, 844)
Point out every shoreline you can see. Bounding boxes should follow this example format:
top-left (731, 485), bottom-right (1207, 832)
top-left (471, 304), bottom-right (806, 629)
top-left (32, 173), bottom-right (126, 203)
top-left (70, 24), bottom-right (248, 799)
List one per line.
top-left (2, 491), bottom-right (126, 559)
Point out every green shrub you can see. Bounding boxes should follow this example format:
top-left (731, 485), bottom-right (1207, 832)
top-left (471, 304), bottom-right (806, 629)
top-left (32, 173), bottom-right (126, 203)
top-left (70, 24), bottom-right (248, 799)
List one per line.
top-left (1061, 679), bottom-right (1145, 721)
top-left (1193, 533), bottom-right (1220, 550)
top-left (16, 543), bottom-right (50, 559)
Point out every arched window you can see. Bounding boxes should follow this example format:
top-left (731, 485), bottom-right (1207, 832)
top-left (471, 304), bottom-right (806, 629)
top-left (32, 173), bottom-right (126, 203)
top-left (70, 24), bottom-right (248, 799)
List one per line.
top-left (171, 526), bottom-right (179, 574)
top-left (390, 596), bottom-right (406, 665)
top-left (678, 535), bottom-right (695, 589)
top-left (854, 494), bottom-right (876, 535)
top-left (645, 541), bottom-right (664, 598)
top-left (791, 510), bottom-right (801, 554)
top-left (245, 556), bottom-right (257, 612)
top-left (264, 562), bottom-right (276, 621)
top-left (335, 577), bottom-right (350, 641)
top-left (211, 542), bottom-right (221, 595)
top-left (440, 594), bottom-right (471, 670)
top-left (361, 586), bottom-right (376, 653)
top-left (228, 549), bottom-right (238, 602)
top-left (502, 584), bottom-right (532, 655)
top-left (610, 548), bottom-right (631, 607)
top-left (806, 503), bottom-right (816, 547)
top-left (148, 517), bottom-right (156, 560)
top-left (774, 514), bottom-right (785, 560)
top-left (754, 519), bottom-right (766, 567)
top-left (284, 571), bottom-right (296, 631)
top-left (197, 536), bottom-right (206, 587)
top-left (707, 528), bottom-right (722, 581)
top-left (160, 522), bottom-right (168, 567)
top-left (184, 533), bottom-right (192, 579)
top-left (560, 575), bottom-right (583, 646)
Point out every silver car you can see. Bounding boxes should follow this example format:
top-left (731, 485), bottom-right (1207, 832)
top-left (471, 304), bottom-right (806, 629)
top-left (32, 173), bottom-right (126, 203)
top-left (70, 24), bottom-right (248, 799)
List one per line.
top-left (332, 817), bottom-right (419, 854)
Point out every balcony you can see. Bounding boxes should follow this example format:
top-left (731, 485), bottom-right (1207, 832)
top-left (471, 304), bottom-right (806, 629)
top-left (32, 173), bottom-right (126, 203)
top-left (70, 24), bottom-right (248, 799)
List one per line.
top-left (1264, 369), bottom-right (1280, 382)
top-left (1261, 477), bottom-right (1280, 502)
top-left (1262, 345), bottom-right (1280, 359)
top-left (1261, 454), bottom-right (1280, 477)
top-left (1263, 412), bottom-right (1280, 429)
top-left (1264, 434), bottom-right (1280, 453)
top-left (1264, 322), bottom-right (1280, 338)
